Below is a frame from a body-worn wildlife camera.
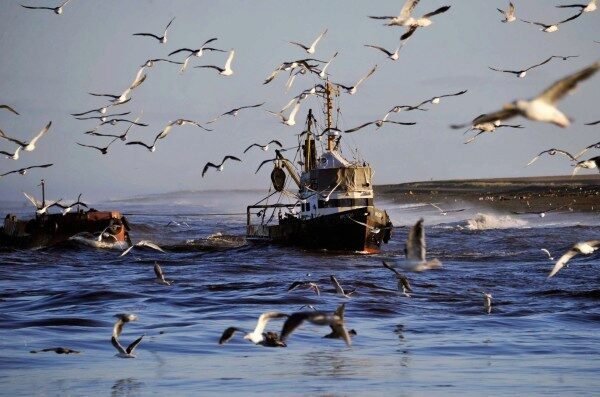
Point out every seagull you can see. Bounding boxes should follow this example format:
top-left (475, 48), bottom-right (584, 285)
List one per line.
top-left (195, 49), bottom-right (235, 76)
top-left (206, 103), bottom-right (265, 124)
top-left (100, 118), bottom-right (148, 127)
top-left (202, 155), bottom-right (242, 177)
top-left (0, 105), bottom-right (19, 115)
top-left (76, 138), bottom-right (119, 155)
top-left (74, 111), bottom-right (131, 122)
top-left (364, 42), bottom-right (401, 61)
top-left (280, 303), bottom-right (351, 346)
top-left (219, 312), bottom-right (289, 347)
top-left (125, 139), bottom-right (157, 153)
top-left (0, 146), bottom-right (21, 160)
top-left (465, 62), bottom-right (600, 128)
top-left (462, 122), bottom-right (524, 143)
top-left (243, 140), bottom-right (283, 153)
top-left (111, 314), bottom-right (143, 358)
top-left (141, 58), bottom-right (183, 68)
top-left (133, 17), bottom-right (175, 43)
top-left (498, 1), bottom-right (516, 22)
top-left (334, 65), bottom-right (377, 95)
top-left (489, 56), bottom-right (554, 78)
top-left (383, 90), bottom-right (467, 120)
top-left (72, 98), bottom-right (132, 116)
top-left (88, 71), bottom-right (147, 105)
top-left (85, 114), bottom-right (142, 141)
top-left (574, 140), bottom-right (600, 159)
top-left (482, 292), bottom-right (493, 314)
top-left (155, 119), bottom-right (212, 141)
top-left (382, 261), bottom-right (413, 297)
top-left (288, 281), bottom-right (320, 295)
top-left (266, 100), bottom-right (302, 126)
top-left (541, 248), bottom-right (554, 261)
top-left (30, 347), bottom-right (80, 354)
top-left (22, 191), bottom-right (60, 214)
top-left (556, 0), bottom-right (597, 12)
top-left (53, 194), bottom-right (88, 215)
top-left (1, 164), bottom-right (53, 180)
top-left (120, 240), bottom-right (165, 257)
top-left (289, 29), bottom-right (328, 54)
top-left (429, 203), bottom-right (466, 215)
top-left (169, 38), bottom-right (225, 73)
top-left (330, 275), bottom-right (356, 298)
top-left (405, 218), bottom-right (442, 271)
top-left (369, 1), bottom-right (451, 28)
top-left (520, 11), bottom-right (584, 32)
top-left (322, 304), bottom-right (357, 340)
top-left (585, 120), bottom-right (600, 125)
top-left (548, 240), bottom-right (600, 277)
top-left (0, 121), bottom-right (51, 152)
top-left (526, 148), bottom-right (577, 166)
top-left (21, 0), bottom-right (72, 14)
top-left (344, 120), bottom-right (416, 133)
top-left (153, 263), bottom-right (172, 286)
top-left (319, 52), bottom-right (338, 78)
top-left (572, 155), bottom-right (600, 176)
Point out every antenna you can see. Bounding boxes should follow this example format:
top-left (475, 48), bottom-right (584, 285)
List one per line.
top-left (39, 179), bottom-right (45, 208)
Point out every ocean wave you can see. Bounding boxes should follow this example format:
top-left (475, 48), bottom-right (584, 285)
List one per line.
top-left (465, 213), bottom-right (528, 230)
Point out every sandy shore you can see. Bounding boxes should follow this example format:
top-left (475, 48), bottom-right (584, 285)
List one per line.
top-left (376, 175), bottom-right (600, 214)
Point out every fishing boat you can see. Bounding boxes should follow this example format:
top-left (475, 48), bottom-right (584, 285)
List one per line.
top-left (246, 83), bottom-right (392, 253)
top-left (0, 181), bottom-right (130, 249)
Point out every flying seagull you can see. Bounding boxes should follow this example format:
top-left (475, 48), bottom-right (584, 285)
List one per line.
top-left (0, 146), bottom-right (21, 160)
top-left (369, 1), bottom-right (451, 28)
top-left (280, 303), bottom-right (352, 346)
top-left (288, 281), bottom-right (320, 295)
top-left (53, 193), bottom-right (88, 215)
top-left (100, 118), bottom-right (148, 127)
top-left (526, 148), bottom-right (577, 166)
top-left (519, 11), bottom-right (584, 32)
top-left (120, 240), bottom-right (165, 257)
top-left (462, 122), bottom-right (524, 144)
top-left (463, 62), bottom-right (600, 128)
top-left (30, 347), bottom-right (80, 354)
top-left (364, 42), bottom-right (402, 61)
top-left (1, 164), bottom-right (53, 180)
top-left (169, 38), bottom-right (224, 73)
top-left (126, 139), bottom-right (158, 153)
top-left (21, 0), bottom-right (71, 14)
top-left (541, 248), bottom-right (554, 261)
top-left (0, 121), bottom-right (51, 152)
top-left (22, 191), bottom-right (60, 214)
top-left (572, 155), bottom-right (600, 176)
top-left (207, 102), bottom-right (265, 124)
top-left (202, 155), bottom-right (242, 177)
top-left (382, 261), bottom-right (413, 297)
top-left (219, 312), bottom-right (289, 347)
top-left (266, 101), bottom-right (302, 126)
top-left (556, 0), bottom-right (597, 12)
top-left (574, 140), bottom-right (600, 159)
top-left (335, 65), bottom-right (377, 95)
top-left (383, 90), bottom-right (467, 120)
top-left (489, 56), bottom-right (555, 78)
top-left (264, 58), bottom-right (324, 85)
top-left (243, 140), bottom-right (283, 153)
top-left (111, 314), bottom-right (143, 358)
top-left (319, 52), bottom-right (338, 78)
top-left (0, 105), bottom-right (19, 115)
top-left (498, 1), bottom-right (516, 22)
top-left (344, 120), bottom-right (416, 133)
top-left (153, 263), bottom-right (172, 286)
top-left (429, 203), bottom-right (466, 215)
top-left (141, 58), bottom-right (183, 68)
top-left (155, 119), bottom-right (212, 141)
top-left (195, 49), bottom-right (235, 76)
top-left (322, 304), bottom-right (357, 340)
top-left (133, 17), bottom-right (175, 43)
top-left (330, 275), bottom-right (356, 298)
top-left (289, 29), bottom-right (328, 54)
top-left (405, 218), bottom-right (442, 271)
top-left (72, 98), bottom-right (132, 117)
top-left (76, 138), bottom-right (119, 155)
top-left (548, 240), bottom-right (600, 278)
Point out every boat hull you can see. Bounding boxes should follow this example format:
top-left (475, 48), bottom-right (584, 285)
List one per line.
top-left (247, 206), bottom-right (391, 253)
top-left (0, 210), bottom-right (130, 249)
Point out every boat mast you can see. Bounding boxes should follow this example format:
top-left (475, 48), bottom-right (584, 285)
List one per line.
top-left (326, 80), bottom-right (334, 152)
top-left (305, 109), bottom-right (313, 173)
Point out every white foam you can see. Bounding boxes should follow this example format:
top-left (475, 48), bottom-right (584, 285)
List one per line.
top-left (465, 213), bottom-right (528, 230)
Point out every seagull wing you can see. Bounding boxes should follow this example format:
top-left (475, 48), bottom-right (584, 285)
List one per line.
top-left (330, 275), bottom-right (346, 295)
top-left (555, 4), bottom-right (587, 8)
top-left (269, 140), bottom-right (283, 147)
top-left (126, 335), bottom-right (144, 354)
top-left (471, 108), bottom-right (520, 125)
top-left (353, 65), bottom-right (378, 89)
top-left (164, 17), bottom-right (175, 34)
top-left (244, 144), bottom-right (260, 153)
top-left (132, 33), bottom-right (162, 40)
top-left (406, 218), bottom-right (426, 262)
top-left (585, 120), bottom-right (600, 125)
top-left (111, 336), bottom-right (127, 355)
top-left (219, 327), bottom-right (243, 344)
top-left (382, 260), bottom-right (401, 276)
top-left (429, 202), bottom-right (444, 212)
top-left (384, 120), bottom-right (417, 126)
top-left (345, 122), bottom-right (374, 133)
top-left (0, 105), bottom-right (19, 115)
top-left (21, 5), bottom-right (54, 10)
top-left (223, 50), bottom-right (235, 71)
top-left (439, 90), bottom-right (468, 99)
top-left (202, 162), bottom-right (218, 177)
top-left (558, 10), bottom-right (584, 24)
top-left (253, 312), bottom-right (288, 335)
top-left (399, 0), bottom-right (420, 19)
top-left (120, 246), bottom-right (135, 257)
top-left (138, 240), bottom-right (165, 253)
top-left (541, 248), bottom-right (552, 258)
top-left (548, 248), bottom-right (579, 277)
top-left (422, 5), bottom-right (451, 18)
top-left (309, 29), bottom-right (328, 49)
top-left (23, 192), bottom-right (42, 208)
top-left (525, 56), bottom-right (554, 72)
top-left (538, 61), bottom-right (600, 104)
top-left (279, 312), bottom-right (329, 342)
top-left (255, 158), bottom-right (275, 174)
top-left (364, 44), bottom-right (393, 57)
top-left (223, 155), bottom-right (242, 164)
top-left (289, 41), bottom-right (310, 51)
top-left (401, 26), bottom-right (418, 41)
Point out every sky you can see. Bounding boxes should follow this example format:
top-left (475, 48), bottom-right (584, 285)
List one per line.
top-left (0, 0), bottom-right (598, 202)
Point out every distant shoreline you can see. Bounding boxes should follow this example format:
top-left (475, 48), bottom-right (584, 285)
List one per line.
top-left (375, 174), bottom-right (600, 213)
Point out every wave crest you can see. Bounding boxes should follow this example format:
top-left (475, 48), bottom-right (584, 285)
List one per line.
top-left (465, 213), bottom-right (528, 230)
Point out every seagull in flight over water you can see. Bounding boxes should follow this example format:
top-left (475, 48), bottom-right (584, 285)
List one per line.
top-left (382, 261), bottom-right (413, 297)
top-left (111, 314), bottom-right (144, 358)
top-left (120, 240), bottom-right (165, 257)
top-left (280, 303), bottom-right (352, 346)
top-left (133, 17), bottom-right (175, 43)
top-left (548, 240), bottom-right (600, 278)
top-left (0, 105), bottom-right (19, 115)
top-left (219, 312), bottom-right (289, 347)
